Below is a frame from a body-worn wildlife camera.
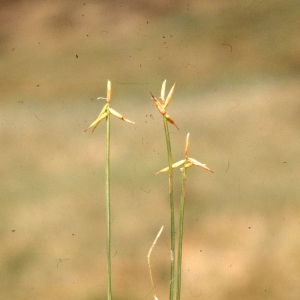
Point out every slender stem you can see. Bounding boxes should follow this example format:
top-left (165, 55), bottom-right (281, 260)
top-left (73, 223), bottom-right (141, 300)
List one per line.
top-left (176, 165), bottom-right (187, 300)
top-left (163, 116), bottom-right (175, 300)
top-left (106, 111), bottom-right (112, 300)
top-left (148, 225), bottom-right (164, 300)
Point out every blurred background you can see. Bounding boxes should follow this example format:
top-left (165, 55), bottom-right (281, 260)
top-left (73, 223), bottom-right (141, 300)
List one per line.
top-left (1, 0), bottom-right (300, 299)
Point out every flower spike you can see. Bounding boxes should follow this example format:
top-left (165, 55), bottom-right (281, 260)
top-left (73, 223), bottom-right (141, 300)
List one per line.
top-left (84, 80), bottom-right (135, 133)
top-left (155, 133), bottom-right (214, 174)
top-left (164, 82), bottom-right (176, 108)
top-left (185, 133), bottom-right (190, 157)
top-left (107, 80), bottom-right (112, 104)
top-left (160, 79), bottom-right (166, 104)
top-left (151, 80), bottom-right (178, 128)
top-left (150, 93), bottom-right (166, 115)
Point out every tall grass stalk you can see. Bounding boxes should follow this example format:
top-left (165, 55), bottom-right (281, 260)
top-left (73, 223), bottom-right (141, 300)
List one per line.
top-left (176, 163), bottom-right (186, 300)
top-left (151, 80), bottom-right (178, 300)
top-left (163, 115), bottom-right (176, 300)
top-left (106, 110), bottom-right (112, 300)
top-left (84, 80), bottom-right (135, 300)
top-left (176, 132), bottom-right (189, 300)
top-left (155, 133), bottom-right (213, 300)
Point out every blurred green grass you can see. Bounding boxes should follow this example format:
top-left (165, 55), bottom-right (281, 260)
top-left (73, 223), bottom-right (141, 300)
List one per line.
top-left (1, 1), bottom-right (300, 299)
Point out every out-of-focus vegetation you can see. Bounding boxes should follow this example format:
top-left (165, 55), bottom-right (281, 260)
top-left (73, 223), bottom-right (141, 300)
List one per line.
top-left (1, 1), bottom-right (300, 299)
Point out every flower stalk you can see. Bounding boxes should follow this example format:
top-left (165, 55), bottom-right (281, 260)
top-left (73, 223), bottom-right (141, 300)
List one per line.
top-left (155, 131), bottom-right (213, 300)
top-left (84, 80), bottom-right (135, 300)
top-left (151, 80), bottom-right (178, 300)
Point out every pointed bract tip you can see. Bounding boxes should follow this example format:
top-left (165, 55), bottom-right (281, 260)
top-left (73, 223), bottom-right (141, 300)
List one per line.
top-left (109, 107), bottom-right (135, 124)
top-left (124, 118), bottom-right (135, 124)
top-left (188, 157), bottom-right (214, 173)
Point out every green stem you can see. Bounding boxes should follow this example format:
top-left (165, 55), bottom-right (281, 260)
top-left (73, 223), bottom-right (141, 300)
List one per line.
top-left (163, 116), bottom-right (175, 300)
top-left (176, 165), bottom-right (187, 300)
top-left (106, 111), bottom-right (112, 300)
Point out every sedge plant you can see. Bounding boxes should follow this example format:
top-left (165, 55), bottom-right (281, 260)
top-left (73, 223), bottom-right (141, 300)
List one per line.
top-left (84, 80), bottom-right (135, 300)
top-left (155, 133), bottom-right (213, 299)
top-left (150, 80), bottom-right (178, 300)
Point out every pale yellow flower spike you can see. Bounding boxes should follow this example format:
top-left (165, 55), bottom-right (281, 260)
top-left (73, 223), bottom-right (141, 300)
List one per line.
top-left (151, 80), bottom-right (176, 119)
top-left (84, 80), bottom-right (135, 133)
top-left (154, 133), bottom-right (214, 174)
top-left (107, 80), bottom-right (112, 104)
top-left (164, 82), bottom-right (176, 109)
top-left (150, 93), bottom-right (166, 115)
top-left (160, 79), bottom-right (166, 104)
top-left (185, 133), bottom-right (190, 157)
